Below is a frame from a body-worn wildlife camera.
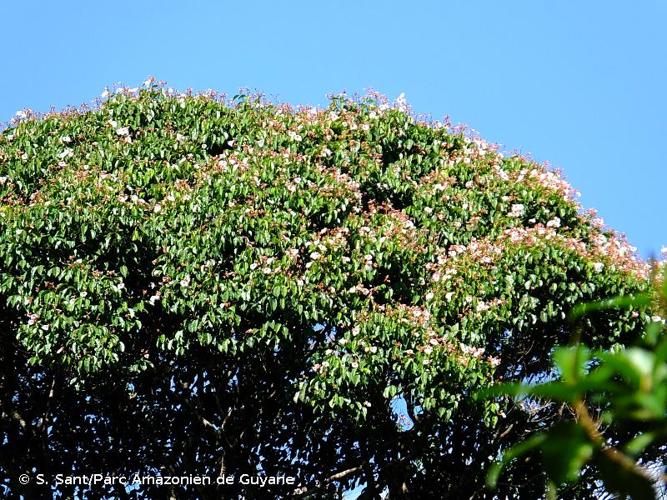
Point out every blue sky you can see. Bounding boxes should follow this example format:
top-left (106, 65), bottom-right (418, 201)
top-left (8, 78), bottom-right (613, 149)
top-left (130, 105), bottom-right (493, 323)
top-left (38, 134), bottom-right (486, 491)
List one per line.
top-left (1, 0), bottom-right (665, 257)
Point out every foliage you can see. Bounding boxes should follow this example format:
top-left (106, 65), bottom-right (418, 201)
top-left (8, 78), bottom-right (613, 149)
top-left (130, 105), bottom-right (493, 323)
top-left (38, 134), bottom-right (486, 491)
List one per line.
top-left (485, 272), bottom-right (667, 499)
top-left (0, 83), bottom-right (654, 498)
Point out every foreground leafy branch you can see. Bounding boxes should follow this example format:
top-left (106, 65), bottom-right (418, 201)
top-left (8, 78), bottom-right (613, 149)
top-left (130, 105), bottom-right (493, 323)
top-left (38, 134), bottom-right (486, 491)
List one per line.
top-left (485, 271), bottom-right (667, 499)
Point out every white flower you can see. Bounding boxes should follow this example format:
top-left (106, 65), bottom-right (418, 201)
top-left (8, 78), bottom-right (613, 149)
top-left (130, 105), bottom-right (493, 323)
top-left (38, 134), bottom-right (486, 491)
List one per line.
top-left (395, 92), bottom-right (409, 112)
top-left (309, 251), bottom-right (321, 260)
top-left (445, 291), bottom-right (455, 301)
top-left (101, 89), bottom-right (111, 98)
top-left (41, 324), bottom-right (50, 331)
top-left (508, 204), bottom-right (525, 217)
top-left (180, 275), bottom-right (191, 287)
top-left (476, 301), bottom-right (490, 312)
top-left (115, 127), bottom-right (130, 137)
top-left (287, 130), bottom-right (302, 142)
top-left (425, 292), bottom-right (434, 301)
top-left (60, 136), bottom-right (72, 143)
top-left (143, 77), bottom-right (155, 87)
top-left (593, 262), bottom-right (604, 273)
top-left (15, 110), bottom-right (28, 119)
top-left (153, 204), bottom-right (162, 213)
top-left (546, 217), bottom-right (561, 228)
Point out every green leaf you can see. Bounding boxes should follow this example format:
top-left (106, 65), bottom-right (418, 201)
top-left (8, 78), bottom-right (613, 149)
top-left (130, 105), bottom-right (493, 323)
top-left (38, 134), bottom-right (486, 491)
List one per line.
top-left (553, 346), bottom-right (589, 384)
top-left (596, 450), bottom-right (657, 500)
top-left (540, 422), bottom-right (595, 485)
top-left (569, 293), bottom-right (651, 320)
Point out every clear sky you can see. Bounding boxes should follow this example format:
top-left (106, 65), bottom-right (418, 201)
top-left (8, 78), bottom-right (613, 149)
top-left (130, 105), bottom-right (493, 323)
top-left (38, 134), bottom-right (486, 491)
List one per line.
top-left (1, 0), bottom-right (665, 257)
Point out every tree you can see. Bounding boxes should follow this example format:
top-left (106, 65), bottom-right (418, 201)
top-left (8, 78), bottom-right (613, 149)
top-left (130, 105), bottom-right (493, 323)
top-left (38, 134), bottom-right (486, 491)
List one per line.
top-left (0, 84), bottom-right (654, 498)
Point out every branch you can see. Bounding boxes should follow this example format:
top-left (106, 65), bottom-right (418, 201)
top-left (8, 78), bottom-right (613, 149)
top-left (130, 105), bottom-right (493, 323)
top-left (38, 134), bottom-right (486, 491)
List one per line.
top-left (574, 400), bottom-right (655, 485)
top-left (36, 377), bottom-right (57, 432)
top-left (292, 464), bottom-right (364, 497)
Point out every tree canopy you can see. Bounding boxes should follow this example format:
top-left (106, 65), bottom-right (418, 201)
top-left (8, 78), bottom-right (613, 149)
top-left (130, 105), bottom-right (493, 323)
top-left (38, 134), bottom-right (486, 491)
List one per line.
top-left (0, 85), bottom-right (654, 498)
